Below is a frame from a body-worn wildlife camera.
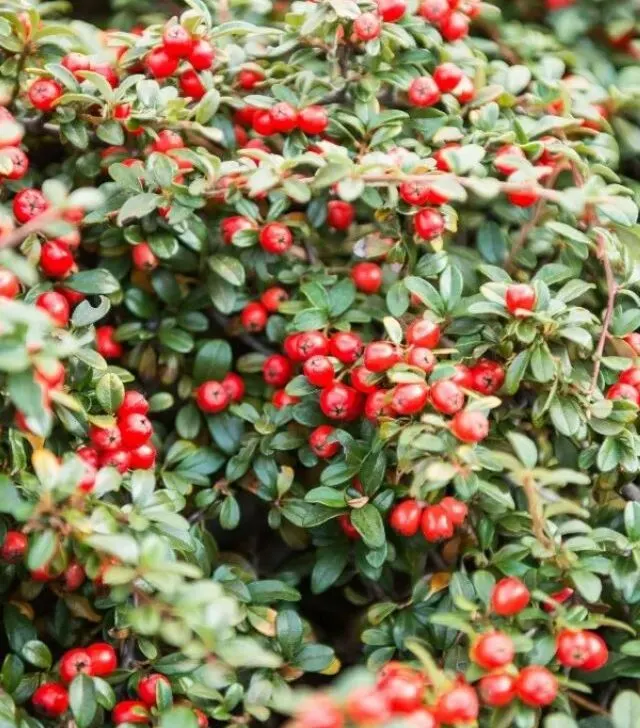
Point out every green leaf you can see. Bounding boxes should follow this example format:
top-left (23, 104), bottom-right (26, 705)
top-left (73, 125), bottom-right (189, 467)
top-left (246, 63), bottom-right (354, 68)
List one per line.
top-left (209, 255), bottom-right (245, 286)
top-left (611, 691), bottom-right (640, 728)
top-left (351, 504), bottom-right (385, 549)
top-left (69, 674), bottom-right (96, 728)
top-left (571, 570), bottom-right (602, 603)
top-left (311, 545), bottom-right (348, 593)
top-left (26, 530), bottom-right (57, 571)
top-left (96, 373), bottom-right (125, 413)
top-left (193, 340), bottom-right (233, 383)
top-left (159, 707), bottom-right (198, 728)
top-left (67, 269), bottom-right (120, 295)
top-left (20, 640), bottom-right (52, 669)
top-left (117, 193), bottom-right (160, 225)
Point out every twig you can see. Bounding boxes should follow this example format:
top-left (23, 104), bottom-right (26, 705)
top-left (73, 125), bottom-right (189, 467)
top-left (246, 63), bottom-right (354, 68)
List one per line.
top-left (208, 309), bottom-right (274, 355)
top-left (521, 474), bottom-right (554, 551)
top-left (589, 233), bottom-right (618, 396)
top-left (0, 209), bottom-right (59, 249)
top-left (568, 692), bottom-right (609, 716)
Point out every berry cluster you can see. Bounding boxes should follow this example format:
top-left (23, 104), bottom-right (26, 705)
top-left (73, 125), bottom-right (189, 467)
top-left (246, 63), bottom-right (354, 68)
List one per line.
top-left (389, 496), bottom-right (467, 541)
top-left (195, 372), bottom-right (245, 413)
top-left (241, 286), bottom-right (289, 333)
top-left (605, 364), bottom-right (640, 407)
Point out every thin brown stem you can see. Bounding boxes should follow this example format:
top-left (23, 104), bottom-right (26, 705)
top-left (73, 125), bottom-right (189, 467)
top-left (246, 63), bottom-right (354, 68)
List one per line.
top-left (0, 209), bottom-right (59, 249)
top-left (589, 233), bottom-right (617, 396)
top-left (522, 474), bottom-right (554, 551)
top-left (568, 692), bottom-right (609, 716)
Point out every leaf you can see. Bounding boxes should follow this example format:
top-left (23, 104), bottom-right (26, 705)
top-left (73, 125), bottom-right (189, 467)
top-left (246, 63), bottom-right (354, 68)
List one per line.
top-left (26, 530), bottom-right (57, 571)
top-left (350, 504), bottom-right (385, 549)
top-left (21, 640), bottom-right (52, 669)
top-left (193, 340), bottom-right (232, 383)
top-left (311, 545), bottom-right (348, 593)
top-left (117, 193), bottom-right (160, 225)
top-left (571, 570), bottom-right (602, 603)
top-left (611, 691), bottom-right (640, 728)
top-left (67, 269), bottom-right (120, 295)
top-left (209, 255), bottom-right (245, 286)
top-left (70, 674), bottom-right (96, 728)
top-left (96, 373), bottom-right (125, 413)
top-left (507, 432), bottom-right (537, 469)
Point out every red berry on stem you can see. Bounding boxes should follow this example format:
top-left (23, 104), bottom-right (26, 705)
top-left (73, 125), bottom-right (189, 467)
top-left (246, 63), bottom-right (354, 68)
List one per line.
top-left (263, 354), bottom-right (293, 387)
top-left (421, 504), bottom-right (454, 541)
top-left (419, 0), bottom-right (450, 22)
top-left (507, 186), bottom-right (539, 207)
top-left (338, 513), bottom-right (360, 540)
top-left (13, 188), bottom-right (49, 223)
top-left (138, 673), bottom-right (170, 707)
top-left (491, 577), bottom-right (530, 616)
top-left (2, 146), bottom-right (29, 180)
top-left (581, 631), bottom-right (609, 671)
top-left (377, 0), bottom-right (406, 22)
top-left (60, 648), bottom-right (93, 683)
top-left (430, 379), bottom-right (464, 414)
top-left (132, 242), bottom-right (159, 271)
top-left (329, 332), bottom-right (363, 364)
top-left (163, 24), bottom-right (193, 57)
top-left (296, 330), bottom-right (329, 360)
top-left (407, 347), bottom-right (436, 373)
top-left (392, 382), bottom-right (430, 415)
top-left (472, 631), bottom-right (515, 669)
top-left (0, 268), bottom-right (19, 298)
top-left (86, 642), bottom-right (118, 676)
top-left (406, 318), bottom-right (441, 348)
top-left (270, 102), bottom-right (298, 133)
top-left (345, 687), bottom-right (391, 724)
top-left (261, 286), bottom-right (288, 312)
top-left (309, 424), bottom-right (340, 458)
top-left (129, 443), bottom-right (157, 470)
top-left (145, 47), bottom-right (179, 78)
top-left (32, 683), bottom-right (69, 717)
top-left (478, 672), bottom-right (517, 707)
top-left (113, 700), bottom-right (150, 725)
top-left (469, 359), bottom-right (504, 394)
top-left (351, 262), bottom-right (383, 293)
top-left (1, 531), bottom-right (27, 562)
top-left (259, 222), bottom-right (293, 254)
top-left (433, 63), bottom-right (464, 92)
top-left (607, 382), bottom-right (640, 405)
top-left (434, 683), bottom-right (479, 725)
top-left (179, 69), bottom-right (206, 99)
top-left (327, 200), bottom-right (355, 230)
top-left (196, 381), bottom-right (230, 413)
top-left (414, 208), bottom-right (445, 240)
top-left (364, 341), bottom-right (400, 372)
top-left (28, 79), bottom-right (63, 112)
top-left (440, 11), bottom-right (470, 41)
top-left (36, 291), bottom-right (70, 327)
top-left (188, 39), bottom-right (215, 70)
top-left (96, 325), bottom-right (124, 359)
top-left (298, 106), bottom-right (329, 135)
top-left (556, 629), bottom-right (590, 668)
top-left (221, 373), bottom-right (245, 402)
top-left (221, 216), bottom-right (255, 245)
top-left (353, 12), bottom-right (381, 40)
top-left (440, 496), bottom-right (467, 526)
top-left (303, 356), bottom-right (335, 387)
top-left (40, 240), bottom-right (74, 278)
top-left (320, 382), bottom-right (360, 421)
top-left (350, 366), bottom-right (378, 393)
top-left (118, 413), bottom-right (153, 449)
top-left (241, 301), bottom-right (268, 332)
top-left (390, 500), bottom-right (422, 537)
top-left (505, 284), bottom-right (536, 316)
top-left (378, 668), bottom-right (426, 713)
top-left (515, 666), bottom-right (558, 707)
top-left (237, 68), bottom-right (264, 89)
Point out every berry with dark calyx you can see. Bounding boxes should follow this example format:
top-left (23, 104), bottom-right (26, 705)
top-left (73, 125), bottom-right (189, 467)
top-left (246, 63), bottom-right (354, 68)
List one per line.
top-left (86, 642), bottom-right (118, 676)
top-left (515, 666), bottom-right (558, 707)
top-left (298, 106), bottom-right (329, 135)
top-left (440, 496), bottom-right (467, 526)
top-left (296, 330), bottom-right (329, 360)
top-left (145, 47), bottom-right (179, 78)
top-left (433, 63), bottom-right (464, 92)
top-left (1, 531), bottom-right (27, 562)
top-left (351, 262), bottom-right (383, 293)
top-left (430, 379), bottom-right (464, 414)
top-left (13, 188), bottom-right (49, 223)
top-left (469, 359), bottom-right (505, 395)
top-left (491, 577), bottom-right (530, 616)
top-left (113, 700), bottom-right (150, 725)
top-left (32, 683), bottom-right (69, 717)
top-left (389, 500), bottom-right (423, 537)
top-left (221, 372), bottom-right (245, 402)
top-left (309, 425), bottom-right (340, 458)
top-left (556, 629), bottom-right (590, 668)
top-left (40, 240), bottom-right (74, 278)
top-left (259, 222), bottom-right (293, 254)
top-left (270, 102), bottom-right (298, 133)
top-left (36, 291), bottom-right (70, 327)
top-left (421, 504), bottom-right (454, 541)
top-left (406, 347), bottom-right (436, 373)
top-left (408, 76), bottom-right (441, 107)
top-left (96, 326), bottom-right (124, 359)
top-left (451, 409), bottom-right (489, 442)
top-left (505, 284), bottom-right (536, 316)
top-left (320, 382), bottom-right (360, 421)
top-left (329, 332), bottom-right (363, 364)
top-left (365, 389), bottom-right (393, 420)
top-left (59, 648), bottom-right (93, 683)
top-left (419, 0), bottom-right (450, 22)
top-left (263, 354), bottom-right (293, 387)
top-left (303, 355), bottom-right (335, 387)
top-left (414, 208), bottom-right (445, 240)
top-left (163, 24), bottom-right (193, 57)
top-left (406, 318), bottom-right (441, 348)
top-left (196, 381), bottom-right (230, 413)
top-left (138, 673), bottom-right (171, 707)
top-left (472, 631), bottom-right (515, 669)
top-left (261, 286), bottom-right (288, 312)
top-left (118, 412), bottom-right (153, 449)
top-left (364, 341), bottom-right (400, 372)
top-left (1, 146), bottom-right (29, 180)
top-left (241, 301), bottom-right (268, 332)
top-left (188, 39), bottom-right (215, 70)
top-left (478, 672), bottom-right (517, 707)
top-left (392, 382), bottom-right (430, 416)
top-left (377, 0), bottom-right (406, 22)
top-left (434, 683), bottom-right (479, 725)
top-left (399, 180), bottom-right (431, 206)
top-left (327, 200), bottom-right (355, 230)
top-left (89, 424), bottom-right (122, 451)
top-left (28, 79), bottom-right (63, 112)
top-left (353, 12), bottom-right (381, 41)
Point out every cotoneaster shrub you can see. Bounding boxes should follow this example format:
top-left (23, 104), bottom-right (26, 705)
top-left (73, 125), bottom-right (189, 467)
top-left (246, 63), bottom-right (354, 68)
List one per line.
top-left (0, 0), bottom-right (639, 726)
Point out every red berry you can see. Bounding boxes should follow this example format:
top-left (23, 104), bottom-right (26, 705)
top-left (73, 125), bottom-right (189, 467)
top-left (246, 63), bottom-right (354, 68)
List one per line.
top-left (241, 301), bottom-right (268, 332)
top-left (63, 561), bottom-right (86, 591)
top-left (430, 379), bottom-right (464, 414)
top-left (60, 648), bottom-right (92, 683)
top-left (624, 333), bottom-right (640, 354)
top-left (261, 286), bottom-right (288, 312)
top-left (303, 356), bottom-right (335, 387)
top-left (2, 146), bottom-right (29, 180)
top-left (469, 359), bottom-right (504, 394)
top-left (408, 76), bottom-right (440, 107)
top-left (491, 577), bottom-right (530, 616)
top-left (390, 500), bottom-right (422, 537)
top-left (454, 75), bottom-right (475, 102)
top-left (364, 341), bottom-right (401, 372)
top-left (188, 39), bottom-right (215, 70)
top-left (378, 668), bottom-right (426, 713)
top-left (407, 347), bottom-right (436, 373)
top-left (338, 514), bottom-right (360, 540)
top-left (86, 642), bottom-right (118, 676)
top-left (0, 268), bottom-right (19, 298)
top-left (376, 0), bottom-right (406, 21)
top-left (272, 389), bottom-right (299, 408)
top-left (364, 389), bottom-right (393, 420)
top-left (270, 102), bottom-right (298, 133)
top-left (163, 24), bottom-right (193, 57)
top-left (494, 145), bottom-right (525, 175)
top-left (36, 291), bottom-right (70, 327)
top-left (138, 673), bottom-right (170, 707)
top-left (345, 687), bottom-right (391, 724)
top-left (62, 52), bottom-right (91, 76)
top-left (252, 109), bottom-right (275, 136)
top-left (28, 78), bottom-right (63, 112)
top-left (0, 530), bottom-right (27, 562)
top-left (327, 200), bottom-right (355, 230)
top-left (421, 504), bottom-right (454, 541)
top-left (507, 186), bottom-right (539, 207)
top-left (298, 106), bottom-right (329, 135)
top-left (505, 284), bottom-right (536, 316)
top-left (113, 103), bottom-right (131, 120)
top-left (13, 188), bottom-right (49, 223)
top-left (89, 424), bottom-right (122, 451)
top-left (353, 12), bottom-right (381, 40)
top-left (145, 47), bottom-right (179, 78)
top-left (100, 449), bottom-right (130, 472)
top-left (91, 62), bottom-right (119, 88)
top-left (404, 708), bottom-right (438, 728)
top-left (32, 683), bottom-right (69, 717)
top-left (451, 410), bottom-right (489, 443)
top-left (351, 262), bottom-right (382, 293)
top-left (132, 242), bottom-right (159, 271)
top-left (179, 69), bottom-right (206, 99)
top-left (515, 666), bottom-right (558, 707)
top-left (40, 240), bottom-right (74, 278)
top-left (113, 700), bottom-right (150, 725)
top-left (406, 318), bottom-right (441, 348)
top-left (263, 354), bottom-right (293, 387)
top-left (607, 382), bottom-right (640, 405)
top-left (434, 683), bottom-right (479, 725)
top-left (350, 366), bottom-right (378, 393)
top-left (296, 331), bottom-right (329, 360)
top-left (440, 11), bottom-right (469, 41)
top-left (399, 180), bottom-right (431, 206)
top-left (618, 366), bottom-right (640, 388)
top-left (433, 63), bottom-right (464, 92)
top-left (440, 496), bottom-right (467, 526)
top-left (319, 382), bottom-right (360, 421)
top-left (119, 391), bottom-right (149, 417)
top-left (472, 631), bottom-right (515, 669)
top-left (392, 382), bottom-right (429, 415)
top-left (259, 222), bottom-right (293, 254)
top-left (221, 372), bottom-right (245, 402)
top-left (556, 629), bottom-right (591, 668)
top-left (118, 412), bottom-right (153, 449)
top-left (419, 0), bottom-right (449, 21)
top-left (129, 443), bottom-right (157, 470)
top-left (196, 381), bottom-right (230, 413)
top-left (581, 631), bottom-right (609, 671)
top-left (237, 68), bottom-right (264, 89)
top-left (96, 325), bottom-right (124, 359)
top-left (329, 332), bottom-right (363, 364)
top-left (478, 672), bottom-right (517, 707)
top-left (543, 587), bottom-right (574, 612)
top-left (221, 216), bottom-right (255, 245)
top-left (414, 208), bottom-right (445, 239)
top-left (152, 130), bottom-right (184, 153)
top-left (309, 424), bottom-right (340, 459)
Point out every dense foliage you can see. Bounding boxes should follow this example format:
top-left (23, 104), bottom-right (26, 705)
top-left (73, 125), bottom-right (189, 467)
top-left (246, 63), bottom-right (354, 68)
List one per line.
top-left (0, 0), bottom-right (639, 726)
